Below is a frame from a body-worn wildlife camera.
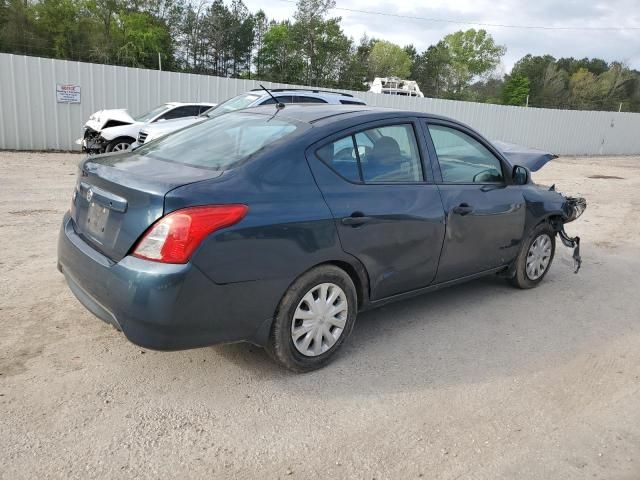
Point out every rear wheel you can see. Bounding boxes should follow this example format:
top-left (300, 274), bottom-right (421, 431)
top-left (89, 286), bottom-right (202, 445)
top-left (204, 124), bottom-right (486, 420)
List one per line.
top-left (106, 137), bottom-right (133, 153)
top-left (267, 265), bottom-right (357, 372)
top-left (510, 223), bottom-right (556, 289)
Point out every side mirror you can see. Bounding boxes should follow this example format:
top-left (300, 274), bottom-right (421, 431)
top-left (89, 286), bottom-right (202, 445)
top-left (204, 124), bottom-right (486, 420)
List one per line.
top-left (512, 165), bottom-right (529, 185)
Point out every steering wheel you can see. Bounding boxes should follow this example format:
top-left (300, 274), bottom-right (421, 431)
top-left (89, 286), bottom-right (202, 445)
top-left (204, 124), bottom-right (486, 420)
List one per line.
top-left (334, 147), bottom-right (355, 160)
top-left (334, 145), bottom-right (373, 161)
top-left (358, 145), bottom-right (373, 158)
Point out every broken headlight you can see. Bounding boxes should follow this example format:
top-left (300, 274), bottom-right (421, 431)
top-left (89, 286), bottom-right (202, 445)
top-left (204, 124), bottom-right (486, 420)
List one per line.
top-left (563, 196), bottom-right (587, 223)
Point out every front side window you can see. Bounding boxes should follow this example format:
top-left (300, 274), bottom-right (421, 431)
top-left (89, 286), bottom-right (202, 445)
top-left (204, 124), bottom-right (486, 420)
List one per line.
top-left (136, 112), bottom-right (306, 170)
top-left (316, 123), bottom-right (423, 183)
top-left (428, 125), bottom-right (504, 183)
top-left (159, 105), bottom-right (201, 121)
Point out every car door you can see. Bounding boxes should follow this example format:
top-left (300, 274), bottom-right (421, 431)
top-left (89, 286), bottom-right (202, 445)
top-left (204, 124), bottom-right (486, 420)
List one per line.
top-left (307, 119), bottom-right (446, 300)
top-left (423, 120), bottom-right (526, 283)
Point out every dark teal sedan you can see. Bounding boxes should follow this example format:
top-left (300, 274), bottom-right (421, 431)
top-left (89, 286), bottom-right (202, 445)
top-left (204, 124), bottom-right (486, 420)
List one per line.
top-left (58, 105), bottom-right (585, 371)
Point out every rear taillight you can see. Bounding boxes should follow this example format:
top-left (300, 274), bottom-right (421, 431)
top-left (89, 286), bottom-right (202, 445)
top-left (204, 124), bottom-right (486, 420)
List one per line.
top-left (132, 205), bottom-right (248, 264)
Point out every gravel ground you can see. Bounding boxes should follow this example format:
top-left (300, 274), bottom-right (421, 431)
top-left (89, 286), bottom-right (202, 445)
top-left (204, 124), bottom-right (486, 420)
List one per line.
top-left (1, 152), bottom-right (639, 479)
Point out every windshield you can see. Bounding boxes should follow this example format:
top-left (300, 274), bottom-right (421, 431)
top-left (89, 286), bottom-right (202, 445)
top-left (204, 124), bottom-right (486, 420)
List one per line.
top-left (136, 112), bottom-right (307, 170)
top-left (135, 104), bottom-right (171, 122)
top-left (203, 93), bottom-right (262, 117)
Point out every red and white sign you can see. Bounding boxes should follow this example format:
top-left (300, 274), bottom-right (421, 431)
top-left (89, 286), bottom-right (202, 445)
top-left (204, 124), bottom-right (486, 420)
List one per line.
top-left (56, 84), bottom-right (81, 104)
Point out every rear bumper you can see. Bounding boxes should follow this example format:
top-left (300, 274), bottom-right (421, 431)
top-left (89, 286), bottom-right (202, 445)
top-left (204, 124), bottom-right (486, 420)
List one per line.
top-left (57, 213), bottom-right (274, 350)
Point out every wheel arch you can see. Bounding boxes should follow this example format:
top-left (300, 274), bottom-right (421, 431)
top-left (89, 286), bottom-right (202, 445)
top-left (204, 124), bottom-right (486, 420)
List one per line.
top-left (106, 136), bottom-right (136, 150)
top-left (251, 258), bottom-right (370, 347)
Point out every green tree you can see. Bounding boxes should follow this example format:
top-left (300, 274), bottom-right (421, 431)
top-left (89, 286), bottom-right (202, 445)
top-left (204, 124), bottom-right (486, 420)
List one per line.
top-left (568, 67), bottom-right (597, 109)
top-left (115, 11), bottom-right (173, 68)
top-left (259, 21), bottom-right (303, 83)
top-left (337, 34), bottom-right (373, 90)
top-left (0, 0), bottom-right (44, 56)
top-left (470, 77), bottom-right (504, 103)
top-left (228, 0), bottom-right (254, 77)
top-left (539, 63), bottom-right (569, 108)
top-left (502, 74), bottom-right (530, 106)
top-left (443, 29), bottom-right (505, 97)
top-left (292, 0), bottom-right (352, 86)
top-left (412, 41), bottom-right (451, 98)
top-left (557, 57), bottom-right (609, 76)
top-left (510, 54), bottom-right (556, 106)
top-left (83, 0), bottom-right (122, 63)
top-left (34, 0), bottom-right (83, 59)
top-left (594, 63), bottom-right (636, 111)
top-left (367, 40), bottom-right (412, 79)
top-left (252, 9), bottom-right (268, 78)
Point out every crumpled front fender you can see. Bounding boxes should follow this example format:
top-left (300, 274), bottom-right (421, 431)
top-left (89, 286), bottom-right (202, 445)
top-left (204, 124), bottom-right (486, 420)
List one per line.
top-left (99, 123), bottom-right (141, 141)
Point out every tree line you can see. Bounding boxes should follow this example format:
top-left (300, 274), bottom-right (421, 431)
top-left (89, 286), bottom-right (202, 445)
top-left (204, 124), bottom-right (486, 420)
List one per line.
top-left (2, 0), bottom-right (639, 112)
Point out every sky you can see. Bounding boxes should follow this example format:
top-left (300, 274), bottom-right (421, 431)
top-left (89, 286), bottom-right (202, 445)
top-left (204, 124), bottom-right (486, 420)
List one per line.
top-left (242, 0), bottom-right (640, 72)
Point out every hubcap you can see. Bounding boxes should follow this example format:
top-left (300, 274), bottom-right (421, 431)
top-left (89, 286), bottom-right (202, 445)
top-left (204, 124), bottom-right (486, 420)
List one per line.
top-left (291, 283), bottom-right (348, 357)
top-left (526, 233), bottom-right (552, 280)
top-left (112, 142), bottom-right (130, 152)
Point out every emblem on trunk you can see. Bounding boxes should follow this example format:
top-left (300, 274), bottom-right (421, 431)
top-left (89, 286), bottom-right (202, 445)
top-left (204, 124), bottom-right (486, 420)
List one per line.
top-left (86, 188), bottom-right (94, 202)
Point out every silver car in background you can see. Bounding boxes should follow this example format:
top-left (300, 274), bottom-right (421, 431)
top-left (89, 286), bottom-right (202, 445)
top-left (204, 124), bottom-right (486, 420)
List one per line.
top-left (133, 89), bottom-right (366, 147)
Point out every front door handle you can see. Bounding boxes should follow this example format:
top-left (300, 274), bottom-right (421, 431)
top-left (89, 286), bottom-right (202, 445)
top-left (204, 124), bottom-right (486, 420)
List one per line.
top-left (341, 213), bottom-right (373, 226)
top-left (452, 203), bottom-right (474, 216)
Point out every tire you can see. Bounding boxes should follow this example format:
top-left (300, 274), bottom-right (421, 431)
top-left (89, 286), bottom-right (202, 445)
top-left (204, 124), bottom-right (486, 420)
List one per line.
top-left (267, 265), bottom-right (358, 372)
top-left (105, 137), bottom-right (133, 153)
top-left (509, 222), bottom-right (556, 289)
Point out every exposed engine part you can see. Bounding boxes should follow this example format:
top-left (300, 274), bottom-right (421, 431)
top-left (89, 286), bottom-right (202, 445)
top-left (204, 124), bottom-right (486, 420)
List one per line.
top-left (558, 227), bottom-right (581, 274)
top-left (82, 127), bottom-right (106, 154)
top-left (548, 193), bottom-right (586, 274)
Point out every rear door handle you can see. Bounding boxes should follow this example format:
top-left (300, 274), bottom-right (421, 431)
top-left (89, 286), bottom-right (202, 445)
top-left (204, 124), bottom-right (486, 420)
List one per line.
top-left (452, 203), bottom-right (474, 216)
top-left (341, 214), bottom-right (373, 226)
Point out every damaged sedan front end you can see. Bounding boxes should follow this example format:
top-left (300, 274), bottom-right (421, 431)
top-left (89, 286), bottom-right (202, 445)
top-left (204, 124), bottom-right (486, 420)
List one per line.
top-left (76, 102), bottom-right (215, 154)
top-left (76, 108), bottom-right (136, 154)
top-left (496, 141), bottom-right (587, 274)
top-left (554, 193), bottom-right (587, 272)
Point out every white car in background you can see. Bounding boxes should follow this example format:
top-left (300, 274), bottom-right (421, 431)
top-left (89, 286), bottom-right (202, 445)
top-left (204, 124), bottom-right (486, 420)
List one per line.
top-left (133, 89), bottom-right (366, 147)
top-left (78, 102), bottom-right (215, 154)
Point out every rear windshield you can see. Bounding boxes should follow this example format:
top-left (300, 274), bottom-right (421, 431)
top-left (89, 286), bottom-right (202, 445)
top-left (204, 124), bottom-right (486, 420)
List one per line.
top-left (136, 112), bottom-right (307, 170)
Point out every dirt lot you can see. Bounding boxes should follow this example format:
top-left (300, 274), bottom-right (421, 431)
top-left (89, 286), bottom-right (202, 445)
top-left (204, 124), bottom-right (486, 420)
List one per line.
top-left (1, 152), bottom-right (639, 479)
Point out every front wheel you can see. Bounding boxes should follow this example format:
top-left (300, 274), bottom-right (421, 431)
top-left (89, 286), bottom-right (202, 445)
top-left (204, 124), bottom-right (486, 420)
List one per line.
top-left (106, 137), bottom-right (133, 153)
top-left (267, 265), bottom-right (357, 372)
top-left (510, 223), bottom-right (556, 289)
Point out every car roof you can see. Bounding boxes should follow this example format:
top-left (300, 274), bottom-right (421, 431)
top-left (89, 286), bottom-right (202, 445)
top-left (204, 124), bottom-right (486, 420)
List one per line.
top-left (166, 102), bottom-right (216, 107)
top-left (246, 104), bottom-right (450, 126)
top-left (249, 88), bottom-right (356, 98)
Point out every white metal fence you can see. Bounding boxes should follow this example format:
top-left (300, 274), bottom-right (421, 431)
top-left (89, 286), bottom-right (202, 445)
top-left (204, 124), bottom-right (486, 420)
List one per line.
top-left (1, 52), bottom-right (640, 155)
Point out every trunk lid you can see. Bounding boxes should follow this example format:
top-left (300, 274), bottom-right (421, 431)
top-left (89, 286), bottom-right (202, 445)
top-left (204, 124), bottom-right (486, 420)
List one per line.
top-left (72, 152), bottom-right (222, 261)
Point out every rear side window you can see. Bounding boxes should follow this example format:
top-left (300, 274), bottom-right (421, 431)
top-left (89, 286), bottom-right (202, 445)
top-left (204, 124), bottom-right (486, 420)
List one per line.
top-left (316, 123), bottom-right (423, 183)
top-left (340, 99), bottom-right (365, 105)
top-left (297, 96), bottom-right (328, 103)
top-left (137, 112), bottom-right (307, 170)
top-left (317, 136), bottom-right (360, 182)
top-left (428, 125), bottom-right (504, 183)
top-left (261, 96), bottom-right (294, 105)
